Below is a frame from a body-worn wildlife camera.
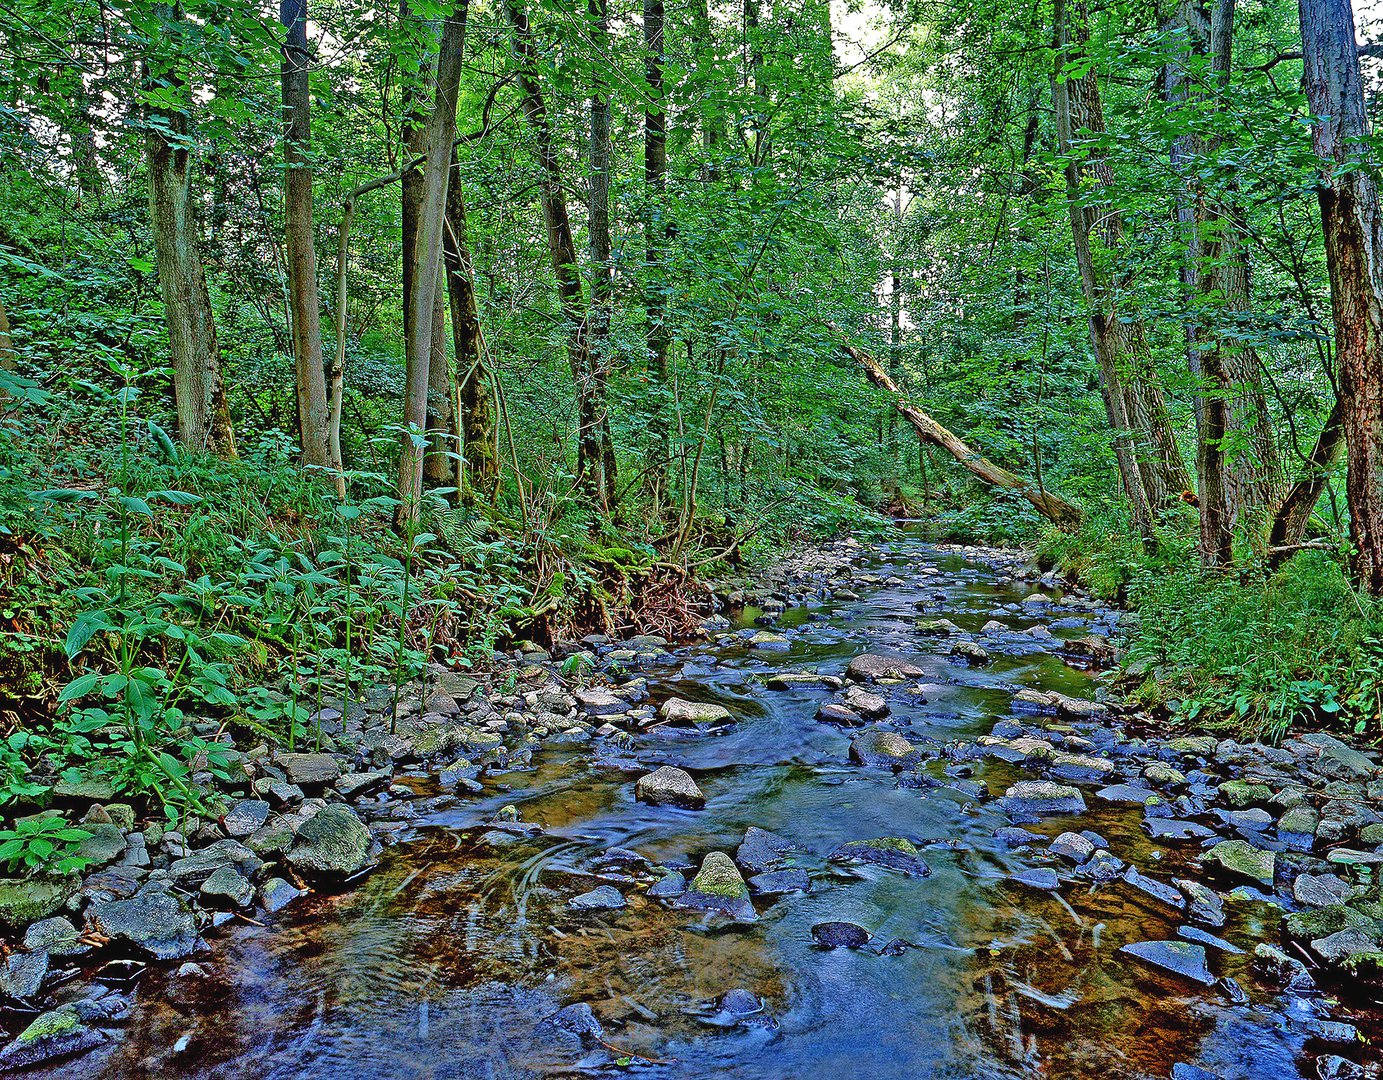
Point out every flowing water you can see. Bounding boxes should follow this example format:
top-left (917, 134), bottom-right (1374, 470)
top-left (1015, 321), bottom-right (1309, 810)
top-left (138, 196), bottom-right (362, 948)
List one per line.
top-left (41, 535), bottom-right (1379, 1078)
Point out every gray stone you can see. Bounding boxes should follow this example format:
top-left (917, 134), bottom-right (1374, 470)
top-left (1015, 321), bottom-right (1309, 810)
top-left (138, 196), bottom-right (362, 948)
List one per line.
top-left (748, 868), bottom-right (811, 895)
top-left (674, 852), bottom-right (756, 920)
top-left (78, 823), bottom-right (127, 866)
top-left (1049, 831), bottom-right (1095, 865)
top-left (1294, 873), bottom-right (1357, 908)
top-left (1203, 839), bottom-right (1275, 886)
top-left (0, 1007), bottom-right (106, 1070)
top-left (658, 698), bottom-right (732, 727)
top-left (1118, 940), bottom-right (1216, 986)
top-left (23, 916), bottom-right (85, 956)
top-left (816, 702), bottom-right (864, 726)
top-left (812, 921), bottom-right (871, 948)
top-left (998, 780), bottom-right (1086, 821)
top-left (90, 887), bottom-right (200, 960)
top-left (259, 877), bottom-right (302, 913)
top-left (1123, 867), bottom-right (1186, 911)
top-left (168, 838), bottom-right (262, 886)
top-left (1143, 817), bottom-right (1215, 841)
top-left (200, 864), bottom-right (254, 908)
top-left (635, 766), bottom-right (705, 809)
top-left (277, 752), bottom-right (342, 787)
top-left (547, 1002), bottom-right (603, 1043)
top-left (846, 653), bottom-right (926, 682)
top-left (1011, 867), bottom-right (1060, 891)
top-left (849, 728), bottom-right (921, 769)
top-left (286, 803), bottom-right (375, 878)
top-left (0, 949), bottom-right (47, 999)
top-left (841, 685), bottom-right (888, 719)
top-left (223, 799), bottom-right (271, 838)
top-left (829, 837), bottom-right (931, 877)
top-left (734, 827), bottom-right (797, 875)
top-left (1175, 879), bottom-right (1226, 928)
top-left (647, 872), bottom-right (687, 899)
top-left (568, 885), bottom-right (626, 912)
top-left (1176, 925), bottom-right (1243, 954)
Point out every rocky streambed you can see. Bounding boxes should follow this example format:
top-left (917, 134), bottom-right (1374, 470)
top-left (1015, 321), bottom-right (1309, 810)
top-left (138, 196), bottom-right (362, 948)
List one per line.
top-left (3, 532), bottom-right (1382, 1078)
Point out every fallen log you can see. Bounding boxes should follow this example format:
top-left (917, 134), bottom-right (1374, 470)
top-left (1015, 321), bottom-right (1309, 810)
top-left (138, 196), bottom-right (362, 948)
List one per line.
top-left (834, 328), bottom-right (1083, 532)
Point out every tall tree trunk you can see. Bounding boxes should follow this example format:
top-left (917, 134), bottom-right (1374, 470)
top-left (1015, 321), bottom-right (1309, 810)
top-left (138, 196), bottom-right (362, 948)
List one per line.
top-left (644, 0), bottom-right (671, 513)
top-left (442, 146), bottom-right (497, 497)
top-left (1300, 0), bottom-right (1383, 592)
top-left (1269, 398), bottom-right (1344, 552)
top-left (690, 0), bottom-right (725, 178)
top-left (1052, 0), bottom-right (1187, 538)
top-left (587, 0), bottom-right (615, 510)
top-left (506, 0), bottom-right (600, 502)
top-left (280, 0), bottom-right (332, 469)
top-left (423, 266), bottom-right (454, 485)
top-left (397, 2), bottom-right (467, 522)
top-left (144, 40), bottom-right (235, 459)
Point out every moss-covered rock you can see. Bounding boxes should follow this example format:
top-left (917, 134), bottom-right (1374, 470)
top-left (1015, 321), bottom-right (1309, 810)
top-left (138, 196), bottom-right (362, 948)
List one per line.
top-left (0, 1006), bottom-right (106, 1070)
top-left (0, 877), bottom-right (74, 931)
top-left (1202, 839), bottom-right (1275, 887)
top-left (286, 803), bottom-right (375, 879)
top-left (674, 851), bottom-right (755, 920)
top-left (829, 837), bottom-right (931, 877)
top-left (1217, 780), bottom-right (1273, 809)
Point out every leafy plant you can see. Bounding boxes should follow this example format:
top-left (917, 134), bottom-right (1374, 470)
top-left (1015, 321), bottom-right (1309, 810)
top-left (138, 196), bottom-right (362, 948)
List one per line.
top-left (0, 816), bottom-right (92, 876)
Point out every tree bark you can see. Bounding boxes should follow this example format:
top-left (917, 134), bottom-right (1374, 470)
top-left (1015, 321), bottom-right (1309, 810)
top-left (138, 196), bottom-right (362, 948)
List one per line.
top-left (424, 265), bottom-right (454, 485)
top-left (442, 146), bottom-right (497, 497)
top-left (280, 0), bottom-right (332, 469)
top-left (144, 31), bottom-right (236, 459)
top-left (506, 0), bottom-right (601, 503)
top-left (587, 0), bottom-right (615, 510)
top-left (397, 1), bottom-right (467, 522)
top-left (644, 0), bottom-right (671, 513)
top-left (1300, 0), bottom-right (1383, 591)
top-left (1268, 398), bottom-right (1344, 554)
top-left (1052, 0), bottom-right (1188, 538)
top-left (839, 329), bottom-right (1083, 530)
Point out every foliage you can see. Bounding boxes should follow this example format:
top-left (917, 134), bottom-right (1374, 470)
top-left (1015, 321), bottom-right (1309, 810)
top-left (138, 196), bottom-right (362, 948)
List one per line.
top-left (0, 816), bottom-right (91, 877)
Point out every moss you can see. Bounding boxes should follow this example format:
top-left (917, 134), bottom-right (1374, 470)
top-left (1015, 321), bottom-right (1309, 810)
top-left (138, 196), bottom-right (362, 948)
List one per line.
top-left (17, 1008), bottom-right (80, 1043)
top-left (858, 837), bottom-right (920, 856)
top-left (1283, 904), bottom-right (1372, 942)
top-left (690, 852), bottom-right (749, 898)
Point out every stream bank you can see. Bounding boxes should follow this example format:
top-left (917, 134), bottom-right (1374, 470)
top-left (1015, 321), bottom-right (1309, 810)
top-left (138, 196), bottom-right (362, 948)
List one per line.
top-left (2, 530), bottom-right (1382, 1078)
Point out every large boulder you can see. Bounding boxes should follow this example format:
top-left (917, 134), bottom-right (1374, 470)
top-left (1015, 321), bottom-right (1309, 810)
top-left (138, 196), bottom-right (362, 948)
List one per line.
top-left (0, 1007), bottom-right (106, 1071)
top-left (674, 852), bottom-right (756, 921)
top-left (846, 653), bottom-right (926, 682)
top-left (829, 837), bottom-right (931, 877)
top-left (997, 781), bottom-right (1086, 822)
top-left (634, 766), bottom-right (705, 809)
top-left (658, 698), bottom-right (733, 728)
top-left (286, 804), bottom-right (375, 878)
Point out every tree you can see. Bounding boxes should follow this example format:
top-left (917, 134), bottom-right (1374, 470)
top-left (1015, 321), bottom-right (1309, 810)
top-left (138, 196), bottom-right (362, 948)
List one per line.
top-left (644, 0), bottom-right (671, 513)
top-left (144, 7), bottom-right (236, 459)
top-left (1299, 0), bottom-right (1383, 592)
top-left (280, 0), bottom-right (333, 470)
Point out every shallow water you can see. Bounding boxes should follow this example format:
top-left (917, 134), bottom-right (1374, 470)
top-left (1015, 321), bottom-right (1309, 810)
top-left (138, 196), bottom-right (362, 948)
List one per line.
top-left (41, 537), bottom-right (1380, 1078)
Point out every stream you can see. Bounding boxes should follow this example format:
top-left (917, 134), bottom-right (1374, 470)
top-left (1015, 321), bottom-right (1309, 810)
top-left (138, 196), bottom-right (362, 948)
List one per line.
top-left (39, 532), bottom-right (1381, 1078)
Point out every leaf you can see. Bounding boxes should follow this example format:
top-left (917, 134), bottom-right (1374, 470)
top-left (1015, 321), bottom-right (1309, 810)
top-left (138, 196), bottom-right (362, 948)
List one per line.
top-left (148, 420), bottom-right (180, 463)
top-left (149, 489), bottom-right (202, 506)
top-left (58, 672), bottom-right (102, 702)
top-left (119, 496), bottom-right (153, 517)
top-left (64, 611), bottom-right (111, 658)
top-left (33, 488), bottom-right (98, 503)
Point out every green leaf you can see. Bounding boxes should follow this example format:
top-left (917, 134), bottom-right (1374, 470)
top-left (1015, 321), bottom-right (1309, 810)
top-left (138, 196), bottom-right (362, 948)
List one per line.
top-left (58, 672), bottom-right (102, 702)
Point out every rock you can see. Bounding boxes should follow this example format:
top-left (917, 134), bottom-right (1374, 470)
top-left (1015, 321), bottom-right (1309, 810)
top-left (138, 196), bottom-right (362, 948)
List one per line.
top-left (24, 916), bottom-right (84, 956)
top-left (816, 702), bottom-right (864, 726)
top-left (1316, 1057), bottom-right (1364, 1080)
top-left (546, 1001), bottom-right (603, 1043)
top-left (1295, 732), bottom-right (1377, 781)
top-left (1175, 879), bottom-right (1226, 927)
top-left (1253, 942), bottom-right (1316, 991)
top-left (574, 688), bottom-right (625, 716)
top-left (0, 878), bottom-right (74, 930)
top-left (849, 728), bottom-right (921, 769)
top-left (635, 766), bottom-right (705, 809)
top-left (1097, 783), bottom-right (1161, 806)
top-left (949, 640), bottom-right (990, 664)
top-left (168, 838), bottom-right (263, 886)
top-left (568, 885), bottom-right (626, 912)
top-left (1217, 779), bottom-right (1272, 809)
top-left (53, 777), bottom-right (117, 802)
top-left (0, 950), bottom-right (47, 1000)
top-left (1143, 817), bottom-right (1214, 841)
top-left (336, 770), bottom-right (391, 799)
top-left (1123, 867), bottom-right (1186, 911)
top-left (1049, 832), bottom-right (1095, 865)
top-left (658, 698), bottom-right (732, 727)
top-left (1203, 839), bottom-right (1275, 887)
top-left (994, 827), bottom-right (1043, 849)
top-left (841, 685), bottom-right (888, 719)
top-left (90, 887), bottom-right (200, 960)
top-left (674, 852), bottom-right (756, 921)
top-left (286, 804), bottom-right (375, 878)
top-left (1294, 873), bottom-right (1357, 908)
top-left (1276, 805), bottom-right (1320, 851)
top-left (647, 872), bottom-right (687, 899)
top-left (1118, 940), bottom-right (1216, 986)
top-left (277, 752), bottom-right (342, 787)
top-left (705, 989), bottom-right (767, 1027)
top-left (1012, 689), bottom-right (1106, 718)
top-left (829, 837), bottom-right (931, 877)
top-left (997, 781), bottom-right (1086, 822)
top-left (915, 618), bottom-right (962, 636)
top-left (77, 823), bottom-right (127, 866)
top-left (200, 864), bottom-right (254, 908)
top-left (734, 827), bottom-right (797, 875)
top-left (222, 799), bottom-right (271, 838)
top-left (812, 921), bottom-right (871, 949)
top-left (748, 630), bottom-right (790, 649)
top-left (0, 1007), bottom-right (106, 1071)
top-left (259, 877), bottom-right (302, 913)
top-left (846, 653), bottom-right (926, 682)
top-left (1011, 867), bottom-right (1060, 891)
top-left (1177, 925), bottom-right (1243, 954)
top-left (748, 869), bottom-right (811, 895)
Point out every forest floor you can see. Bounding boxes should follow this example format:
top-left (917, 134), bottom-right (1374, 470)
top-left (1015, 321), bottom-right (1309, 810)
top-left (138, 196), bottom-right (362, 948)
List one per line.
top-left (0, 532), bottom-right (1379, 1077)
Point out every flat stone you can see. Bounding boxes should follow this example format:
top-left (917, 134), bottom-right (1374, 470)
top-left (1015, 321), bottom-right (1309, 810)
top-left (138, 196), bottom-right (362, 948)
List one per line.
top-left (765, 672), bottom-right (842, 690)
top-left (1097, 783), bottom-right (1160, 806)
top-left (336, 770), bottom-right (391, 799)
top-left (1142, 817), bottom-right (1214, 841)
top-left (1297, 732), bottom-right (1376, 781)
top-left (222, 799), bottom-right (271, 838)
top-left (812, 921), bottom-right (871, 948)
top-left (277, 752), bottom-right (342, 787)
top-left (547, 1001), bottom-right (603, 1042)
top-left (841, 685), bottom-right (888, 719)
top-left (1175, 879), bottom-right (1226, 928)
top-left (259, 877), bottom-right (302, 913)
top-left (816, 702), bottom-right (864, 726)
top-left (0, 1007), bottom-right (106, 1070)
top-left (648, 872), bottom-right (687, 899)
top-left (200, 864), bottom-right (254, 908)
top-left (829, 837), bottom-right (931, 877)
top-left (1203, 839), bottom-right (1275, 886)
top-left (168, 838), bottom-right (262, 885)
top-left (734, 827), bottom-right (797, 875)
top-left (1049, 832), bottom-right (1095, 865)
top-left (998, 781), bottom-right (1086, 822)
top-left (846, 653), bottom-right (926, 681)
top-left (1011, 867), bottom-right (1060, 891)
top-left (658, 698), bottom-right (733, 727)
top-left (1123, 867), bottom-right (1186, 911)
top-left (674, 852), bottom-right (756, 921)
top-left (747, 630), bottom-right (790, 649)
top-left (574, 688), bottom-right (625, 716)
top-left (1176, 925), bottom-right (1243, 954)
top-left (1294, 873), bottom-right (1357, 908)
top-left (90, 887), bottom-right (200, 960)
top-left (635, 766), bottom-right (705, 809)
top-left (1119, 940), bottom-right (1216, 987)
top-left (0, 878), bottom-right (74, 930)
top-left (24, 916), bottom-right (85, 956)
top-left (1276, 805), bottom-right (1319, 851)
top-left (568, 885), bottom-right (626, 912)
top-left (0, 949), bottom-right (48, 999)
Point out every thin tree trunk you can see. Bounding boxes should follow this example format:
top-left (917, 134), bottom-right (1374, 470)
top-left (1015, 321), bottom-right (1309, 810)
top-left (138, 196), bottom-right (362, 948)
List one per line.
top-left (442, 146), bottom-right (497, 498)
top-left (644, 0), bottom-right (671, 513)
top-left (144, 34), bottom-right (235, 459)
top-left (506, 0), bottom-right (600, 501)
top-left (587, 0), bottom-right (615, 510)
top-left (423, 266), bottom-right (454, 485)
top-left (690, 0), bottom-right (725, 178)
top-left (397, 2), bottom-right (468, 523)
top-left (1269, 398), bottom-right (1344, 553)
top-left (1052, 0), bottom-right (1187, 537)
top-left (280, 0), bottom-right (332, 469)
top-left (838, 328), bottom-right (1082, 530)
top-left (1299, 0), bottom-right (1383, 592)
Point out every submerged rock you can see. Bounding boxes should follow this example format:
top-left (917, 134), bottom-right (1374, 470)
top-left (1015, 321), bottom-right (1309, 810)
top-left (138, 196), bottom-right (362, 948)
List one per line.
top-left (812, 921), bottom-right (871, 949)
top-left (568, 885), bottom-right (627, 912)
top-left (0, 1007), bottom-right (106, 1071)
top-left (748, 869), bottom-right (811, 895)
top-left (829, 837), bottom-right (931, 877)
top-left (1011, 867), bottom-right (1060, 891)
top-left (635, 766), bottom-right (705, 809)
top-left (1118, 940), bottom-right (1216, 987)
top-left (675, 852), bottom-right (756, 921)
